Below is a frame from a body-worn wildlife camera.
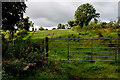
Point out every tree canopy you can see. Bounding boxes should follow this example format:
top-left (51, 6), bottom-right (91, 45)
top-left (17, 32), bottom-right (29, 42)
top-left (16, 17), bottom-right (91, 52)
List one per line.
top-left (16, 16), bottom-right (34, 31)
top-left (57, 23), bottom-right (65, 29)
top-left (2, 2), bottom-right (27, 31)
top-left (67, 20), bottom-right (74, 28)
top-left (74, 3), bottom-right (100, 28)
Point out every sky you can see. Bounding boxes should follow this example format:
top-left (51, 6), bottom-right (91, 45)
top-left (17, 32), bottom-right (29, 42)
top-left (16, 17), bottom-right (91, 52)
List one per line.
top-left (24, 0), bottom-right (120, 30)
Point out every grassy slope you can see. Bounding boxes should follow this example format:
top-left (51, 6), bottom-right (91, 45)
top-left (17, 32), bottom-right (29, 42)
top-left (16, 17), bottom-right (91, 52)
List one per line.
top-left (32, 29), bottom-right (119, 39)
top-left (28, 29), bottom-right (120, 79)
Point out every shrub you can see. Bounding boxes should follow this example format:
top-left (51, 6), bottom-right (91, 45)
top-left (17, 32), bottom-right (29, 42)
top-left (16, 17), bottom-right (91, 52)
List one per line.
top-left (16, 29), bottom-right (27, 38)
top-left (4, 59), bottom-right (26, 74)
top-left (97, 31), bottom-right (103, 37)
top-left (107, 21), bottom-right (114, 28)
top-left (3, 44), bottom-right (47, 78)
top-left (71, 26), bottom-right (81, 31)
top-left (52, 28), bottom-right (56, 30)
top-left (86, 22), bottom-right (102, 30)
top-left (26, 51), bottom-right (46, 63)
top-left (45, 28), bottom-right (48, 30)
top-left (94, 24), bottom-right (102, 29)
top-left (17, 29), bottom-right (27, 35)
top-left (84, 25), bottom-right (93, 30)
top-left (101, 22), bottom-right (107, 28)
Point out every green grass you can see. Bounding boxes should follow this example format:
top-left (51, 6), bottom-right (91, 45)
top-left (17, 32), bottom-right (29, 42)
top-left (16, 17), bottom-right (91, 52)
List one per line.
top-left (23, 29), bottom-right (120, 79)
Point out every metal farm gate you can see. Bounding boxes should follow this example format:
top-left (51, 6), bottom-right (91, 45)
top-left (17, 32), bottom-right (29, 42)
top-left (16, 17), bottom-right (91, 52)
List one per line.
top-left (46, 37), bottom-right (120, 62)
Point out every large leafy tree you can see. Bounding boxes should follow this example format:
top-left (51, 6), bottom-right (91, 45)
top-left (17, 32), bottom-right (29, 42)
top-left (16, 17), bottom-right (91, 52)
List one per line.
top-left (2, 2), bottom-right (27, 35)
top-left (74, 3), bottom-right (100, 28)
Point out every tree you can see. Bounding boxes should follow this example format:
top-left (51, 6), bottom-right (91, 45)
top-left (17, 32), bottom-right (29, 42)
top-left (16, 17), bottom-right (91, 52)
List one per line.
top-left (94, 18), bottom-right (98, 24)
top-left (74, 3), bottom-right (100, 28)
top-left (16, 17), bottom-right (33, 30)
top-left (16, 16), bottom-right (34, 31)
top-left (2, 2), bottom-right (27, 30)
top-left (57, 23), bottom-right (65, 29)
top-left (2, 2), bottom-right (27, 37)
top-left (61, 24), bottom-right (65, 29)
top-left (57, 23), bottom-right (62, 29)
top-left (32, 27), bottom-right (34, 31)
top-left (39, 26), bottom-right (44, 30)
top-left (67, 20), bottom-right (75, 28)
top-left (65, 24), bottom-right (69, 29)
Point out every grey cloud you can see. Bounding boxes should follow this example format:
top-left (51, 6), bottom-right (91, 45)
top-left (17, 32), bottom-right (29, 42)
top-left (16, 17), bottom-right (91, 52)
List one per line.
top-left (31, 18), bottom-right (57, 27)
top-left (25, 2), bottom-right (76, 27)
top-left (24, 2), bottom-right (118, 28)
top-left (93, 2), bottom-right (118, 22)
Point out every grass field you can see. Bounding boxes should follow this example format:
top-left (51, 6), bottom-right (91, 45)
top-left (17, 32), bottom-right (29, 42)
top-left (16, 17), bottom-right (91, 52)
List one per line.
top-left (24, 29), bottom-right (120, 79)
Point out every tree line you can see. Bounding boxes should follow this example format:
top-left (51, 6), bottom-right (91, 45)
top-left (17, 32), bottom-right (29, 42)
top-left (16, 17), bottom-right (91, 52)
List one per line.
top-left (57, 3), bottom-right (100, 30)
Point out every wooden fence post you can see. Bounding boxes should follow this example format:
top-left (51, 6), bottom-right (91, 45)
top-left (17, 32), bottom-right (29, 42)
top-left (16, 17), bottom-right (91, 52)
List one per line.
top-left (42, 39), bottom-right (44, 54)
top-left (46, 37), bottom-right (49, 57)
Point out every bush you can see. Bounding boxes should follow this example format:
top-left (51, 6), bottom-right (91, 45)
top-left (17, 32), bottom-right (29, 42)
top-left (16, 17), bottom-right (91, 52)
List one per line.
top-left (17, 29), bottom-right (27, 35)
top-left (52, 28), bottom-right (56, 30)
top-left (71, 26), bottom-right (81, 31)
top-left (83, 25), bottom-right (93, 30)
top-left (45, 28), bottom-right (48, 30)
top-left (26, 51), bottom-right (46, 63)
top-left (2, 40), bottom-right (48, 78)
top-left (101, 22), bottom-right (107, 28)
top-left (3, 59), bottom-right (26, 74)
top-left (86, 22), bottom-right (102, 30)
top-left (107, 21), bottom-right (114, 28)
top-left (97, 31), bottom-right (103, 37)
top-left (15, 29), bottom-right (28, 38)
top-left (94, 24), bottom-right (102, 29)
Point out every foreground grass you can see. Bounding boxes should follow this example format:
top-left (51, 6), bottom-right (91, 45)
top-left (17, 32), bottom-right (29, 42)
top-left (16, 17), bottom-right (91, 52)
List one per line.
top-left (6, 59), bottom-right (119, 79)
top-left (17, 60), bottom-right (119, 79)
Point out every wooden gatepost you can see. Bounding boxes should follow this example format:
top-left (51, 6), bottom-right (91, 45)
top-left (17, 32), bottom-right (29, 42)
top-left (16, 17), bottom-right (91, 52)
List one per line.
top-left (46, 37), bottom-right (49, 57)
